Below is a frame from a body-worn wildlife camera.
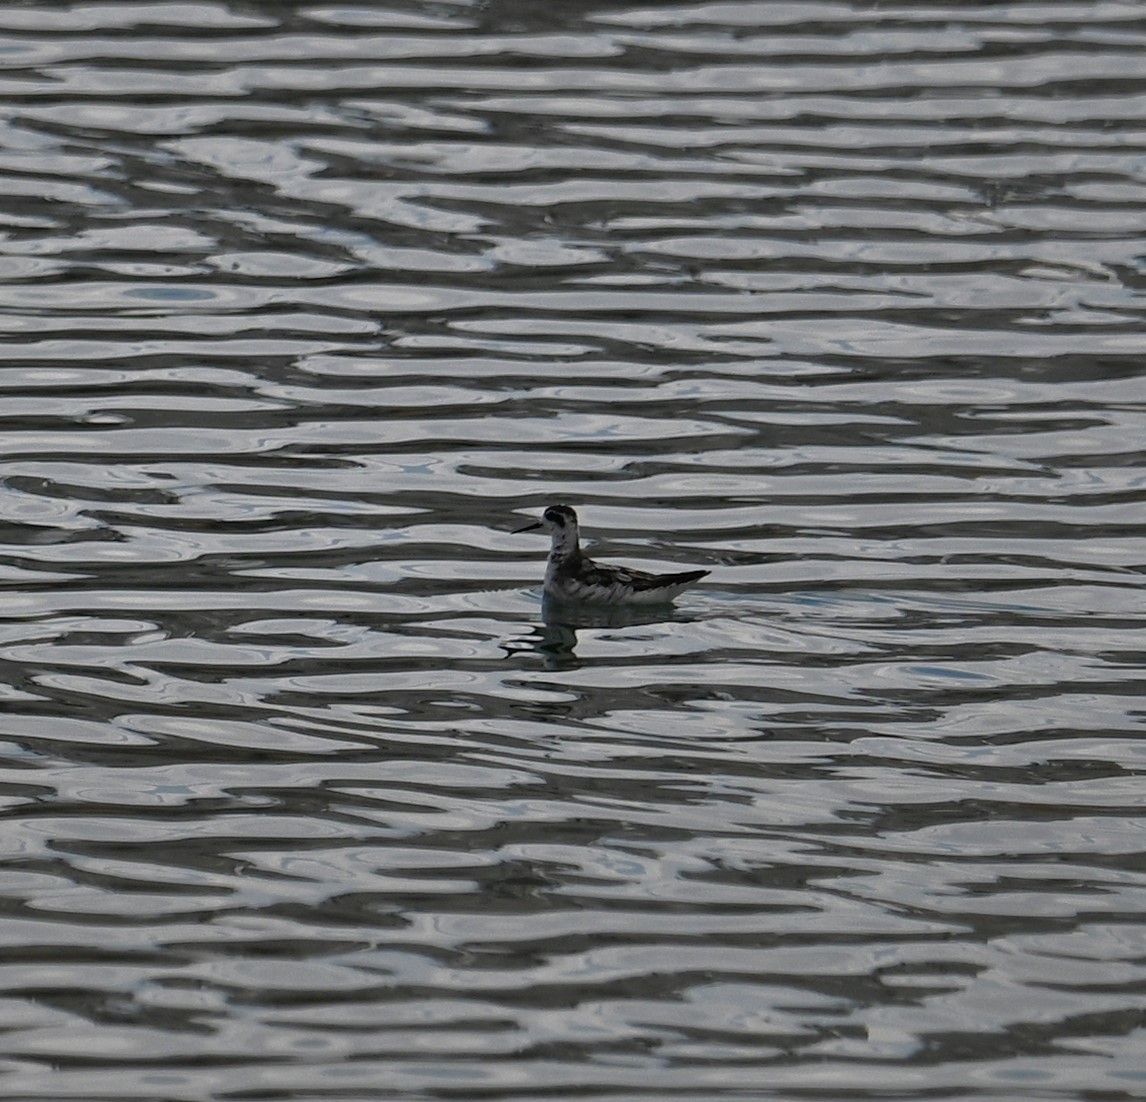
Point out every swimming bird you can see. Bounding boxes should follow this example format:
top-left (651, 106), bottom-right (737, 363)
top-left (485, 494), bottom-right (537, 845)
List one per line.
top-left (513, 504), bottom-right (709, 604)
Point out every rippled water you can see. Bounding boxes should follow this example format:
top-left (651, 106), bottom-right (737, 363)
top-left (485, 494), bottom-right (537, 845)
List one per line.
top-left (1, 1), bottom-right (1144, 1099)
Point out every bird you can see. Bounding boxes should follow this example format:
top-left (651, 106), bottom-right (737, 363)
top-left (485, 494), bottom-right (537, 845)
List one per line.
top-left (513, 504), bottom-right (709, 604)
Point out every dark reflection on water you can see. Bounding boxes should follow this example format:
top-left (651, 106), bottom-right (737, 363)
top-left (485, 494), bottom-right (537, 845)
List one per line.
top-left (505, 598), bottom-right (706, 670)
top-left (0, 0), bottom-right (1144, 1098)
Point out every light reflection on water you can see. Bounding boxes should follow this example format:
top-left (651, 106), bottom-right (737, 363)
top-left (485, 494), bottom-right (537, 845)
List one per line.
top-left (0, 0), bottom-right (1144, 1098)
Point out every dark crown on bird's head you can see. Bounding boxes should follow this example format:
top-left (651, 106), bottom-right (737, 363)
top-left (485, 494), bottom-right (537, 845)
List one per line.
top-left (543, 504), bottom-right (578, 527)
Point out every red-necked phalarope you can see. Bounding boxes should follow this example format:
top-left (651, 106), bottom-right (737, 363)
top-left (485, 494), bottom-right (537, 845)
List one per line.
top-left (514, 504), bottom-right (709, 604)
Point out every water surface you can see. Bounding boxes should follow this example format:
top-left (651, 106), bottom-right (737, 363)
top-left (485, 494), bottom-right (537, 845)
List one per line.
top-left (0, 1), bottom-right (1144, 1099)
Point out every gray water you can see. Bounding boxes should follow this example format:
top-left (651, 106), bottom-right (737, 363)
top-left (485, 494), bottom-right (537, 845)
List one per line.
top-left (0, 2), bottom-right (1144, 1099)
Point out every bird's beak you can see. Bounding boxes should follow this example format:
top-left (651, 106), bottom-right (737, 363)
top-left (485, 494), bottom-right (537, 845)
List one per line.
top-left (513, 520), bottom-right (542, 533)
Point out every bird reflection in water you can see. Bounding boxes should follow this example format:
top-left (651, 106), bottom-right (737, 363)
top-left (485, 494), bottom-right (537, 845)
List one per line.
top-left (504, 595), bottom-right (699, 670)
